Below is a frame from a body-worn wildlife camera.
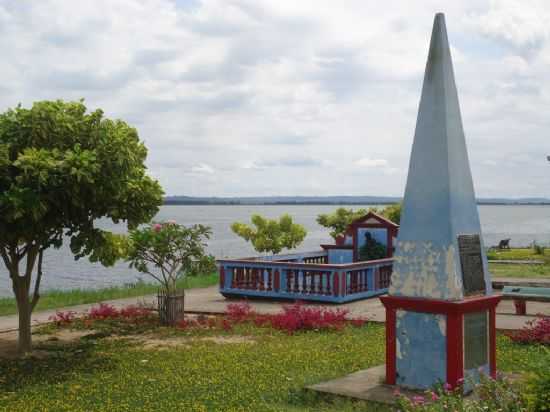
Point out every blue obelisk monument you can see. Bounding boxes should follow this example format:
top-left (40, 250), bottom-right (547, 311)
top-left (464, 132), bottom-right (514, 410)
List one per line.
top-left (380, 13), bottom-right (500, 390)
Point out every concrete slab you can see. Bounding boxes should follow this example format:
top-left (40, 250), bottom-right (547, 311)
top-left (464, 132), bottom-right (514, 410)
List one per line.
top-left (308, 364), bottom-right (418, 405)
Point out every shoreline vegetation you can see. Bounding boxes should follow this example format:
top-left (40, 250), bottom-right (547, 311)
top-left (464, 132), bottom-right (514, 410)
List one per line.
top-left (0, 273), bottom-right (218, 317)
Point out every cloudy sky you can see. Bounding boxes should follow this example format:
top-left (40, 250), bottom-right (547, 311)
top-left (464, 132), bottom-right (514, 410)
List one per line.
top-left (0, 0), bottom-right (548, 198)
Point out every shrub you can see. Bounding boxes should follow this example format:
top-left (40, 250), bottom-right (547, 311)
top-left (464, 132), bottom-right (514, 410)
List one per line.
top-left (231, 214), bottom-right (307, 255)
top-left (532, 241), bottom-right (545, 255)
top-left (268, 302), bottom-right (349, 334)
top-left (395, 373), bottom-right (527, 411)
top-left (226, 301), bottom-right (255, 322)
top-left (87, 303), bottom-right (153, 322)
top-left (506, 314), bottom-right (550, 345)
top-left (88, 303), bottom-right (120, 320)
top-left (49, 310), bottom-right (77, 325)
top-left (524, 351), bottom-right (550, 412)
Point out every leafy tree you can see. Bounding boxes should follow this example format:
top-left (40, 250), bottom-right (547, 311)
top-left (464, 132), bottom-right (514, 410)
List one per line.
top-left (231, 214), bottom-right (307, 255)
top-left (127, 221), bottom-right (216, 295)
top-left (0, 100), bottom-right (163, 354)
top-left (369, 203), bottom-right (402, 225)
top-left (317, 204), bottom-right (402, 241)
top-left (316, 208), bottom-right (367, 240)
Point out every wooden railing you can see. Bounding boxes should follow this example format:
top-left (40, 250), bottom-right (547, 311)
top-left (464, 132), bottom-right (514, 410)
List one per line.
top-left (218, 251), bottom-right (393, 303)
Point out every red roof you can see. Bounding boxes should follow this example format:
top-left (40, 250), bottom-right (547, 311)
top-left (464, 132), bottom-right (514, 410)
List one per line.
top-left (349, 211), bottom-right (399, 228)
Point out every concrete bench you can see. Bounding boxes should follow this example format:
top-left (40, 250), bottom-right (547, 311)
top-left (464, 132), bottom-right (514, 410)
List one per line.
top-left (501, 286), bottom-right (550, 315)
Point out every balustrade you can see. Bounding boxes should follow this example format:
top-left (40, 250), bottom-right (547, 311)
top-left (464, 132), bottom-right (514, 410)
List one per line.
top-left (218, 252), bottom-right (393, 303)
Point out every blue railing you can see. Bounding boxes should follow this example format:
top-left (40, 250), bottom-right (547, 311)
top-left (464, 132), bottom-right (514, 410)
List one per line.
top-left (217, 251), bottom-right (393, 303)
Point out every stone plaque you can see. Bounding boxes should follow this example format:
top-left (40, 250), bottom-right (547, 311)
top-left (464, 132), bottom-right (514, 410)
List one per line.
top-left (457, 234), bottom-right (486, 296)
top-left (464, 311), bottom-right (488, 370)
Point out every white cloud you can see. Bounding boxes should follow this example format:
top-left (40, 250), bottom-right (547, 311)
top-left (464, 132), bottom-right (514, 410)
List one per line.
top-left (190, 163), bottom-right (215, 175)
top-left (355, 158), bottom-right (389, 168)
top-left (0, 1), bottom-right (548, 198)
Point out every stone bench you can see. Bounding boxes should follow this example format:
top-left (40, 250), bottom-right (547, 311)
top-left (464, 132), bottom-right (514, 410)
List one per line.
top-left (501, 286), bottom-right (550, 315)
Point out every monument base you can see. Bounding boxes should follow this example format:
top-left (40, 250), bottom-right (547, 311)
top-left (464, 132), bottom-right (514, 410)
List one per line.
top-left (306, 364), bottom-right (415, 405)
top-left (380, 294), bottom-right (501, 389)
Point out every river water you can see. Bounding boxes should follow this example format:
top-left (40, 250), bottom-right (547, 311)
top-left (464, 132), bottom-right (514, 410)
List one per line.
top-left (1, 204), bottom-right (549, 297)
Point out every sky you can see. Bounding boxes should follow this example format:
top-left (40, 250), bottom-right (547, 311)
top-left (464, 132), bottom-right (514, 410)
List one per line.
top-left (0, 0), bottom-right (548, 198)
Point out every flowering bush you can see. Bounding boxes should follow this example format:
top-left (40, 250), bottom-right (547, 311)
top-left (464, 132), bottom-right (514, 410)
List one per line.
top-left (226, 301), bottom-right (255, 322)
top-left (268, 302), bottom-right (349, 334)
top-left (395, 373), bottom-right (527, 412)
top-left (49, 310), bottom-right (77, 325)
top-left (223, 301), bottom-right (351, 334)
top-left (506, 314), bottom-right (550, 345)
top-left (88, 303), bottom-right (120, 320)
top-left (87, 303), bottom-right (153, 322)
top-left (126, 221), bottom-right (216, 295)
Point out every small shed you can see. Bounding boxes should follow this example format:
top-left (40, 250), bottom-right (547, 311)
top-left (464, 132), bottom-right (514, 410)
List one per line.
top-left (321, 211), bottom-right (399, 264)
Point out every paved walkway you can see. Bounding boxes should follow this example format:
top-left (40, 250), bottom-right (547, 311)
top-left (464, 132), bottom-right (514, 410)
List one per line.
top-left (1, 277), bottom-right (549, 333)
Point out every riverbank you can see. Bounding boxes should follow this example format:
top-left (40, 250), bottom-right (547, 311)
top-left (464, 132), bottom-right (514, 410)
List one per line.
top-left (0, 273), bottom-right (218, 317)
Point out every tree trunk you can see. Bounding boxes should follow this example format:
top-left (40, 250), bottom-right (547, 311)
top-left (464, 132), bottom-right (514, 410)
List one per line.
top-left (14, 280), bottom-right (32, 355)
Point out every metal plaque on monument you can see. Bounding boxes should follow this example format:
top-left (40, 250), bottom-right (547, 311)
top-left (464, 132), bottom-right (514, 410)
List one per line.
top-left (457, 234), bottom-right (486, 296)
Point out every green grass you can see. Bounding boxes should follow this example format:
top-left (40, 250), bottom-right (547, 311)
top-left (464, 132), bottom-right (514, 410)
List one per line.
top-left (486, 247), bottom-right (550, 279)
top-left (487, 247), bottom-right (549, 262)
top-left (0, 322), bottom-right (548, 412)
top-left (0, 273), bottom-right (218, 317)
top-left (489, 263), bottom-right (550, 279)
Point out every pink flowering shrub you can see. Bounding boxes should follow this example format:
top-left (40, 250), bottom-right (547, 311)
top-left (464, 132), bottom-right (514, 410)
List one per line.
top-left (223, 301), bottom-right (352, 334)
top-left (49, 310), bottom-right (77, 325)
top-left (88, 303), bottom-right (120, 320)
top-left (506, 314), bottom-right (550, 345)
top-left (226, 302), bottom-right (255, 322)
top-left (268, 302), bottom-right (349, 334)
top-left (87, 303), bottom-right (153, 322)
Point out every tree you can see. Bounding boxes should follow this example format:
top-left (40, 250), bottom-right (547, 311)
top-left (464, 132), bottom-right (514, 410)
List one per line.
top-left (126, 221), bottom-right (216, 323)
top-left (231, 214), bottom-right (307, 255)
top-left (369, 203), bottom-right (402, 225)
top-left (0, 100), bottom-right (163, 354)
top-left (316, 208), bottom-right (367, 240)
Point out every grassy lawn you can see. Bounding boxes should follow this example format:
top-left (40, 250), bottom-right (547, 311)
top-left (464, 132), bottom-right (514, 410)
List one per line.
top-left (0, 320), bottom-right (548, 412)
top-left (487, 248), bottom-right (550, 279)
top-left (0, 273), bottom-right (218, 317)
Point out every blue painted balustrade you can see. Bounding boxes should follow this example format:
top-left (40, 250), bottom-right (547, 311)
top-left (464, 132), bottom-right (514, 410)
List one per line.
top-left (217, 251), bottom-right (393, 303)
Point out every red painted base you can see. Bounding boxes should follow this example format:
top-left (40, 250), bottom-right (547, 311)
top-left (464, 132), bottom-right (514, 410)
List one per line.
top-left (380, 294), bottom-right (501, 388)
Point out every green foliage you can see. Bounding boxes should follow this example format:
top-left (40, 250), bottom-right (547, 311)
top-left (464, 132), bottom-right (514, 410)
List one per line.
top-left (523, 347), bottom-right (550, 411)
top-left (395, 374), bottom-right (527, 411)
top-left (126, 222), bottom-right (216, 294)
top-left (0, 99), bottom-right (163, 351)
top-left (368, 203), bottom-right (402, 225)
top-left (0, 100), bottom-right (163, 253)
top-left (316, 208), bottom-right (367, 239)
top-left (532, 242), bottom-right (545, 256)
top-left (231, 214), bottom-right (307, 255)
top-left (358, 235), bottom-right (387, 261)
top-left (1, 328), bottom-right (549, 411)
top-left (0, 323), bottom-right (387, 412)
top-left (316, 204), bottom-right (401, 241)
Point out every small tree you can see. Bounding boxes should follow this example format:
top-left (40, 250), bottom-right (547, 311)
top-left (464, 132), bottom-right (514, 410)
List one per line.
top-left (316, 208), bottom-right (367, 240)
top-left (317, 204), bottom-right (402, 241)
top-left (0, 100), bottom-right (163, 354)
top-left (370, 203), bottom-right (402, 225)
top-left (231, 214), bottom-right (306, 255)
top-left (126, 222), bottom-right (216, 324)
